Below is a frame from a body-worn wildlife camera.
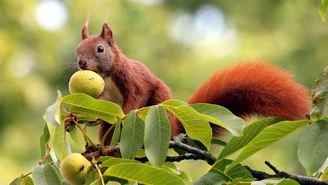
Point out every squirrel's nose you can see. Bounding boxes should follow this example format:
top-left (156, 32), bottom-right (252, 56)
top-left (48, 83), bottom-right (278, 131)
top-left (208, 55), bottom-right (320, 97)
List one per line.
top-left (78, 60), bottom-right (87, 70)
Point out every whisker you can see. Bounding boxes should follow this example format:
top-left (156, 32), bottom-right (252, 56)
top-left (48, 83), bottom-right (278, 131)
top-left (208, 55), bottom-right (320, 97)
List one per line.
top-left (63, 62), bottom-right (78, 71)
top-left (61, 62), bottom-right (79, 83)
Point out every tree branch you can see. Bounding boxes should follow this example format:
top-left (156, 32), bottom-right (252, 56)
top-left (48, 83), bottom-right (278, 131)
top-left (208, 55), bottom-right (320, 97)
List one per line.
top-left (169, 141), bottom-right (217, 165)
top-left (245, 161), bottom-right (328, 185)
top-left (83, 145), bottom-right (120, 161)
top-left (167, 154), bottom-right (207, 163)
top-left (84, 142), bottom-right (327, 185)
top-left (86, 141), bottom-right (217, 165)
top-left (135, 153), bottom-right (210, 164)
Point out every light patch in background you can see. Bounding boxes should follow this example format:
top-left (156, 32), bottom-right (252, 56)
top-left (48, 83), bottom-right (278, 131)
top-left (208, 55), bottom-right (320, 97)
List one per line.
top-left (170, 4), bottom-right (239, 59)
top-left (7, 53), bottom-right (51, 110)
top-left (171, 14), bottom-right (196, 46)
top-left (194, 5), bottom-right (226, 44)
top-left (130, 0), bottom-right (164, 5)
top-left (8, 52), bottom-right (35, 78)
top-left (35, 0), bottom-right (68, 31)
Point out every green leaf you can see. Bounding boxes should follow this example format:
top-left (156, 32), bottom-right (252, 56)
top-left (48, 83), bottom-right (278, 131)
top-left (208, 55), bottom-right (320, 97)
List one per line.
top-left (9, 177), bottom-right (20, 185)
top-left (193, 172), bottom-right (225, 185)
top-left (103, 163), bottom-right (184, 185)
top-left (85, 167), bottom-right (100, 185)
top-left (298, 119), bottom-right (328, 175)
top-left (211, 138), bottom-right (227, 146)
top-left (138, 107), bottom-right (151, 120)
top-left (226, 120), bottom-right (311, 171)
top-left (88, 179), bottom-right (101, 185)
top-left (101, 159), bottom-right (151, 183)
top-left (320, 165), bottom-right (328, 180)
top-left (209, 159), bottom-right (252, 181)
top-left (161, 99), bottom-right (212, 149)
top-left (10, 176), bottom-right (34, 185)
top-left (46, 123), bottom-right (56, 148)
top-left (310, 66), bottom-right (328, 120)
top-left (104, 177), bottom-right (129, 185)
top-left (40, 123), bottom-right (51, 160)
top-left (67, 124), bottom-right (86, 150)
top-left (320, 0), bottom-right (328, 21)
top-left (100, 157), bottom-right (141, 167)
top-left (45, 123), bottom-right (59, 163)
top-left (218, 118), bottom-right (283, 160)
top-left (76, 114), bottom-right (98, 123)
top-left (43, 90), bottom-right (62, 126)
top-left (162, 99), bottom-right (188, 107)
top-left (120, 110), bottom-right (145, 159)
top-left (254, 178), bottom-right (300, 185)
top-left (32, 163), bottom-right (62, 185)
top-left (19, 176), bottom-right (34, 185)
top-left (229, 178), bottom-right (252, 185)
top-left (144, 106), bottom-right (171, 167)
top-left (70, 106), bottom-right (117, 124)
top-left (53, 123), bottom-right (70, 161)
top-left (195, 160), bottom-right (253, 185)
top-left (110, 119), bottom-right (122, 147)
top-left (161, 162), bottom-right (192, 182)
top-left (190, 103), bottom-right (245, 136)
top-left (276, 179), bottom-right (300, 185)
top-left (61, 93), bottom-right (125, 123)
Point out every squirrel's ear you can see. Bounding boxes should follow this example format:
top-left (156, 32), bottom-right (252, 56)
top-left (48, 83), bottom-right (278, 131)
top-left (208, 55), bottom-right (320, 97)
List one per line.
top-left (82, 25), bottom-right (89, 40)
top-left (82, 12), bottom-right (89, 40)
top-left (100, 22), bottom-right (113, 43)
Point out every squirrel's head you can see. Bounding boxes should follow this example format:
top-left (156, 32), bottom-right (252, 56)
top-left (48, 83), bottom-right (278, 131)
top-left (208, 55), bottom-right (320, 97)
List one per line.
top-left (75, 22), bottom-right (117, 77)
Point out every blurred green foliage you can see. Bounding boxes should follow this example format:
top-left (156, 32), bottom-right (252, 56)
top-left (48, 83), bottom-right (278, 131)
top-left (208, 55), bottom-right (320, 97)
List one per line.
top-left (0, 0), bottom-right (327, 184)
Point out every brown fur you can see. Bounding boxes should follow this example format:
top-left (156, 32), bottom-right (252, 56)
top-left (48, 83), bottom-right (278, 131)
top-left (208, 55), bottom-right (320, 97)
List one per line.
top-left (76, 23), bottom-right (171, 144)
top-left (76, 23), bottom-right (312, 144)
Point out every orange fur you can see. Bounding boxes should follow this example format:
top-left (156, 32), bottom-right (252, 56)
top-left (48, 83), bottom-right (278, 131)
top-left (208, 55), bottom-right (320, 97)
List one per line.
top-left (173, 62), bottom-right (312, 136)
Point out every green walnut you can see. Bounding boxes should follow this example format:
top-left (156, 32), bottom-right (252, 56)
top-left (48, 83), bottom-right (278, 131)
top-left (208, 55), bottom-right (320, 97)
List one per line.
top-left (69, 70), bottom-right (105, 98)
top-left (60, 153), bottom-right (92, 185)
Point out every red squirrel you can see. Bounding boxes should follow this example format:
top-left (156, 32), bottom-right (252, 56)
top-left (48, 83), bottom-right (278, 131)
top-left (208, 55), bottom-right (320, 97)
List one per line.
top-left (75, 22), bottom-right (311, 144)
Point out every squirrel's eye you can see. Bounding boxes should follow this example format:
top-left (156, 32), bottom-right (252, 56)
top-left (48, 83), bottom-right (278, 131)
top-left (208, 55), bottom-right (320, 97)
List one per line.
top-left (97, 46), bottom-right (104, 53)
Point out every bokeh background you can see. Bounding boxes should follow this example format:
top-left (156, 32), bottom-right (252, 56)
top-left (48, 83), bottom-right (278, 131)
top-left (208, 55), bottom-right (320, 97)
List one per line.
top-left (1, 0), bottom-right (327, 184)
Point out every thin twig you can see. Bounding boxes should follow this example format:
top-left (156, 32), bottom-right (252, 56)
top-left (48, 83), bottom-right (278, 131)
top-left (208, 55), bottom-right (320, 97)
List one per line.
top-left (91, 156), bottom-right (105, 185)
top-left (265, 161), bottom-right (279, 173)
top-left (39, 143), bottom-right (51, 165)
top-left (21, 172), bottom-right (33, 178)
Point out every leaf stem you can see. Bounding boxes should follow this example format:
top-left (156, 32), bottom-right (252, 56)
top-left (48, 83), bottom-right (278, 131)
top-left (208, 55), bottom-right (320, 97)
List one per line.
top-left (74, 119), bottom-right (98, 150)
top-left (100, 123), bottom-right (116, 155)
top-left (138, 106), bottom-right (151, 112)
top-left (91, 157), bottom-right (105, 185)
top-left (21, 161), bottom-right (55, 178)
top-left (21, 172), bottom-right (32, 178)
top-left (60, 106), bottom-right (98, 150)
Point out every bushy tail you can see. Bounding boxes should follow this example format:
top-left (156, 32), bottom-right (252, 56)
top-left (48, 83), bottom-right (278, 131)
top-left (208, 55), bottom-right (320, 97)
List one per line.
top-left (188, 62), bottom-right (312, 120)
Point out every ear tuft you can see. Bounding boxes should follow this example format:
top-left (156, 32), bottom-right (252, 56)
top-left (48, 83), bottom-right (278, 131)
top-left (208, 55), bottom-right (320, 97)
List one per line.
top-left (100, 22), bottom-right (113, 43)
top-left (82, 14), bottom-right (89, 40)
